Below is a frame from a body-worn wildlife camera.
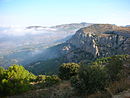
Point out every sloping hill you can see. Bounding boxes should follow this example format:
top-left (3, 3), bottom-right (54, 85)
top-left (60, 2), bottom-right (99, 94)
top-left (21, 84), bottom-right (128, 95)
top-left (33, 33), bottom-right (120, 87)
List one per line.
top-left (28, 24), bottom-right (130, 74)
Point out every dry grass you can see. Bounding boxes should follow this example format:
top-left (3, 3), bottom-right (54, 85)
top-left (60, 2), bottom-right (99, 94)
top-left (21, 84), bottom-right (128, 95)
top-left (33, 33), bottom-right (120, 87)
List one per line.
top-left (7, 74), bottom-right (130, 98)
top-left (87, 92), bottom-right (111, 98)
top-left (108, 79), bottom-right (130, 95)
top-left (7, 81), bottom-right (76, 98)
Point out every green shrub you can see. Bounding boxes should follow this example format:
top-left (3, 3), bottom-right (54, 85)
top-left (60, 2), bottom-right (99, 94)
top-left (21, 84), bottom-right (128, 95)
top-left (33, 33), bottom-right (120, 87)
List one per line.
top-left (71, 65), bottom-right (108, 95)
top-left (58, 63), bottom-right (80, 80)
top-left (71, 55), bottom-right (129, 95)
top-left (92, 55), bottom-right (128, 81)
top-left (6, 64), bottom-right (36, 81)
top-left (36, 75), bottom-right (46, 82)
top-left (44, 75), bottom-right (61, 87)
top-left (0, 65), bottom-right (36, 96)
top-left (0, 67), bottom-right (6, 80)
top-left (105, 56), bottom-right (126, 81)
top-left (0, 79), bottom-right (31, 96)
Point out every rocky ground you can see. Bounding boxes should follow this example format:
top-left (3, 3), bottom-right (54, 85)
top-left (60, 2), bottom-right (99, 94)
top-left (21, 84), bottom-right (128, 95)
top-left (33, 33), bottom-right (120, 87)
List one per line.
top-left (7, 79), bottom-right (130, 98)
top-left (113, 89), bottom-right (130, 98)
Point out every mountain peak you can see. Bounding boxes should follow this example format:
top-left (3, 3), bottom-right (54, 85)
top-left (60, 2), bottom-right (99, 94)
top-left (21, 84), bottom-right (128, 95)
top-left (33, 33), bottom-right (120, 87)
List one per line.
top-left (77, 24), bottom-right (130, 35)
top-left (82, 24), bottom-right (118, 33)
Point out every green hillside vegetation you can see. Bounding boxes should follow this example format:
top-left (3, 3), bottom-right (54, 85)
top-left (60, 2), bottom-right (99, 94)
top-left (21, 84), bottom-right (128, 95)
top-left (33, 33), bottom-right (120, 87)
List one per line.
top-left (28, 57), bottom-right (66, 75)
top-left (27, 48), bottom-right (95, 75)
top-left (0, 65), bottom-right (35, 96)
top-left (58, 63), bottom-right (80, 80)
top-left (71, 55), bottom-right (129, 95)
top-left (0, 65), bottom-right (61, 97)
top-left (0, 55), bottom-right (130, 97)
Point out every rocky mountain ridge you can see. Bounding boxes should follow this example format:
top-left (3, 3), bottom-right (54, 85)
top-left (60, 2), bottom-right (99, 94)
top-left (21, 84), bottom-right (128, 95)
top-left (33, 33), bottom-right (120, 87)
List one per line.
top-left (0, 22), bottom-right (91, 67)
top-left (27, 24), bottom-right (130, 74)
top-left (53, 24), bottom-right (130, 62)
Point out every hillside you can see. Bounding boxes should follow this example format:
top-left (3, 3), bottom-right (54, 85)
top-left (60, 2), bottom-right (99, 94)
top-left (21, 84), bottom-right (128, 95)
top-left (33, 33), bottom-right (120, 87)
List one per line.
top-left (8, 81), bottom-right (130, 98)
top-left (3, 55), bottom-right (130, 98)
top-left (65, 24), bottom-right (130, 58)
top-left (0, 22), bottom-right (91, 68)
top-left (28, 24), bottom-right (130, 74)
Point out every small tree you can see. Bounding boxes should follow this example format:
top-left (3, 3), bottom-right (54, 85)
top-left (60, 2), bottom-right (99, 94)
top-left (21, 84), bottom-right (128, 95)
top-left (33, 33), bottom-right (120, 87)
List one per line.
top-left (0, 64), bottom-right (36, 96)
top-left (92, 55), bottom-right (128, 81)
top-left (7, 64), bottom-right (36, 81)
top-left (71, 65), bottom-right (108, 94)
top-left (36, 75), bottom-right (46, 82)
top-left (58, 63), bottom-right (80, 80)
top-left (0, 67), bottom-right (5, 80)
top-left (44, 75), bottom-right (61, 87)
top-left (105, 56), bottom-right (125, 81)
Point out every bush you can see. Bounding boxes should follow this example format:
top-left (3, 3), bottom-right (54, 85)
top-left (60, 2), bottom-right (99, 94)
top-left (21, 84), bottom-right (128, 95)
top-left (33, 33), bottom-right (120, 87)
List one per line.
top-left (71, 65), bottom-right (108, 95)
top-left (71, 55), bottom-right (129, 95)
top-left (105, 56), bottom-right (126, 81)
top-left (0, 65), bottom-right (36, 96)
top-left (0, 79), bottom-right (31, 96)
top-left (58, 63), bottom-right (80, 80)
top-left (92, 55), bottom-right (128, 81)
top-left (6, 64), bottom-right (36, 81)
top-left (44, 75), bottom-right (61, 87)
top-left (35, 75), bottom-right (46, 82)
top-left (0, 67), bottom-right (5, 80)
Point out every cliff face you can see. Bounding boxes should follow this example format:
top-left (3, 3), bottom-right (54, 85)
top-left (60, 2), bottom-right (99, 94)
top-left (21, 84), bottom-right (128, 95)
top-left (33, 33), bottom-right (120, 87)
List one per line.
top-left (27, 24), bottom-right (130, 74)
top-left (60, 24), bottom-right (130, 62)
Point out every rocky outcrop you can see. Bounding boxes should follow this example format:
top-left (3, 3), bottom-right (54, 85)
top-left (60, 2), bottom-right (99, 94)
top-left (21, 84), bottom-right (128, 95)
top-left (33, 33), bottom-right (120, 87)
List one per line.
top-left (59, 24), bottom-right (130, 61)
top-left (27, 24), bottom-right (130, 74)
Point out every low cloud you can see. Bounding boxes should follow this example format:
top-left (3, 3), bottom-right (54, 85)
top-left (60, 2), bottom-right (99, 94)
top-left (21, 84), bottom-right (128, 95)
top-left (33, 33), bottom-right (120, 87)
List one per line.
top-left (0, 26), bottom-right (57, 36)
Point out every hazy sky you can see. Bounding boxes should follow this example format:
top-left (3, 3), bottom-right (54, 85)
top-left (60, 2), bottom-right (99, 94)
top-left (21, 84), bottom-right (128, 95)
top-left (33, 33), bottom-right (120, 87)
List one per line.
top-left (0, 0), bottom-right (130, 26)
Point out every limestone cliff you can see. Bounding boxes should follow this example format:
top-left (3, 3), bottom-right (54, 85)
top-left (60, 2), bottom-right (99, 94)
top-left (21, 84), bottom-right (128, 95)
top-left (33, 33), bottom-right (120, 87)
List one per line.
top-left (60, 24), bottom-right (130, 62)
top-left (28, 24), bottom-right (130, 74)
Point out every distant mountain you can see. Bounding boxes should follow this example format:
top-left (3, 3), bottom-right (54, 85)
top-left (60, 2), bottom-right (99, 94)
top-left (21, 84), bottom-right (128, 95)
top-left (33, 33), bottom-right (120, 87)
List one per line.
top-left (0, 22), bottom-right (92, 67)
top-left (51, 22), bottom-right (92, 33)
top-left (26, 22), bottom-right (92, 34)
top-left (64, 24), bottom-right (130, 59)
top-left (40, 24), bottom-right (130, 60)
top-left (28, 24), bottom-right (130, 74)
top-left (125, 25), bottom-right (130, 27)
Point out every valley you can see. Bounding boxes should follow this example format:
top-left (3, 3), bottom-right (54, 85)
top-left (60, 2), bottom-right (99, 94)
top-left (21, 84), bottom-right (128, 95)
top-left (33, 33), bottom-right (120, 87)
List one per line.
top-left (27, 24), bottom-right (130, 74)
top-left (1, 23), bottom-right (130, 98)
top-left (0, 22), bottom-right (91, 68)
top-left (1, 0), bottom-right (130, 97)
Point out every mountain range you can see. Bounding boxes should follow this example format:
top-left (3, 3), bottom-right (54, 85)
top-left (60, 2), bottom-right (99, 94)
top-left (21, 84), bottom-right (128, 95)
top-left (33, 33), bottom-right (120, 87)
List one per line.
top-left (0, 22), bottom-right (91, 67)
top-left (0, 22), bottom-right (130, 74)
top-left (27, 24), bottom-right (130, 74)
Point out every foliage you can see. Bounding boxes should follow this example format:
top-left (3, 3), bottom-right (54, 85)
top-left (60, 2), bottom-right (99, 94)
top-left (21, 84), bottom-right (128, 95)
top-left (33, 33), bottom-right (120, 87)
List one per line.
top-left (58, 63), bottom-right (80, 80)
top-left (43, 75), bottom-right (61, 87)
top-left (0, 64), bottom-right (36, 96)
top-left (0, 55), bottom-right (129, 97)
top-left (0, 67), bottom-right (5, 80)
top-left (0, 79), bottom-right (31, 96)
top-left (35, 75), bottom-right (46, 82)
top-left (71, 55), bottom-right (129, 95)
top-left (71, 65), bottom-right (108, 94)
top-left (28, 57), bottom-right (66, 75)
top-left (92, 55), bottom-right (128, 81)
top-left (105, 56), bottom-right (128, 81)
top-left (92, 55), bottom-right (128, 66)
top-left (7, 64), bottom-right (36, 81)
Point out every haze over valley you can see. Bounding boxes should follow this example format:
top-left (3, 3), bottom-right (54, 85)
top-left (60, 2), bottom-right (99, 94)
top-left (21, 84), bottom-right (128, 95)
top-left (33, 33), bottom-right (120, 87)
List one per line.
top-left (0, 22), bottom-right (91, 67)
top-left (0, 0), bottom-right (130, 97)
